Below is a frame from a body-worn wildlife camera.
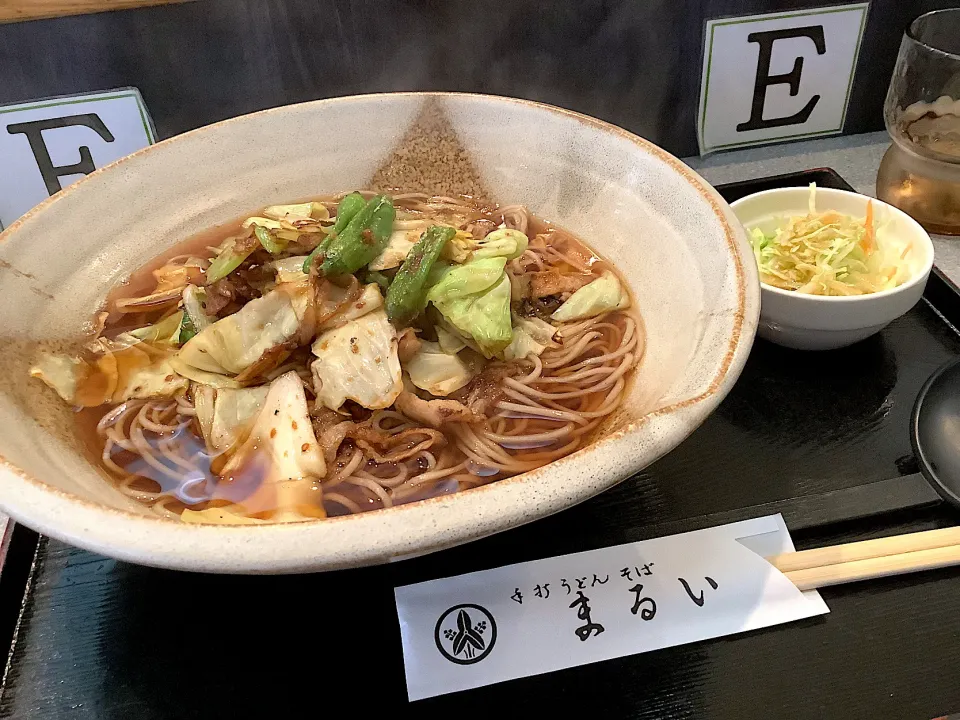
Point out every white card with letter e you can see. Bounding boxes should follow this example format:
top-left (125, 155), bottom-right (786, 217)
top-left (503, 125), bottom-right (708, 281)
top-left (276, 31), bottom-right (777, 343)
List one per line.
top-left (0, 88), bottom-right (155, 231)
top-left (697, 3), bottom-right (869, 154)
top-left (395, 514), bottom-right (828, 700)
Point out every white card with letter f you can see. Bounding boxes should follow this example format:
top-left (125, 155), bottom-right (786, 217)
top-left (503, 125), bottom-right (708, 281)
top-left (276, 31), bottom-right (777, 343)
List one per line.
top-left (0, 88), bottom-right (155, 231)
top-left (698, 3), bottom-right (869, 154)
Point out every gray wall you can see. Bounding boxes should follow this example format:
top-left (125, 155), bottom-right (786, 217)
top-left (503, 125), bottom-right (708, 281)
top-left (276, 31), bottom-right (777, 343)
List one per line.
top-left (0, 0), bottom-right (957, 158)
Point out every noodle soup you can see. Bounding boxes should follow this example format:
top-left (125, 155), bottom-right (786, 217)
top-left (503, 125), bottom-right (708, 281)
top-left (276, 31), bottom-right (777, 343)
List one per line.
top-left (32, 193), bottom-right (643, 524)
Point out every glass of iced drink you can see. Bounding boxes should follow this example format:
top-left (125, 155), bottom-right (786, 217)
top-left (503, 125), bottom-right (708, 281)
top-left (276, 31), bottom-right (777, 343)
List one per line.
top-left (877, 9), bottom-right (960, 235)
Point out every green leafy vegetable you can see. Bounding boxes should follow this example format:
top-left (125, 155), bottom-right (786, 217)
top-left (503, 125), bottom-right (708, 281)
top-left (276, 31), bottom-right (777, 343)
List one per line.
top-left (268, 256), bottom-right (309, 284)
top-left (194, 385), bottom-right (270, 453)
top-left (426, 257), bottom-right (507, 303)
top-left (254, 224), bottom-right (288, 254)
top-left (182, 285), bottom-right (213, 335)
top-left (472, 228), bottom-right (528, 261)
top-left (176, 284), bottom-right (308, 377)
top-left (127, 311), bottom-right (185, 344)
top-left (385, 225), bottom-right (454, 326)
top-left (405, 341), bottom-right (477, 396)
top-left (433, 274), bottom-right (513, 358)
top-left (178, 311), bottom-right (199, 344)
top-left (205, 238), bottom-right (257, 285)
top-left (369, 230), bottom-right (417, 271)
top-left (551, 271), bottom-right (628, 322)
top-left (436, 325), bottom-right (467, 354)
top-left (310, 309), bottom-right (403, 410)
top-left (502, 316), bottom-right (557, 361)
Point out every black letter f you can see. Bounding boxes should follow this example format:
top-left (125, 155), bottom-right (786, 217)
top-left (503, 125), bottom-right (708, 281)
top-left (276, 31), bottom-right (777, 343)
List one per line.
top-left (7, 113), bottom-right (115, 196)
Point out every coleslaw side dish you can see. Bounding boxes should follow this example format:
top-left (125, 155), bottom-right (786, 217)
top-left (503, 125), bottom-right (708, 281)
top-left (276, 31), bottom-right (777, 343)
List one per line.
top-left (749, 184), bottom-right (914, 296)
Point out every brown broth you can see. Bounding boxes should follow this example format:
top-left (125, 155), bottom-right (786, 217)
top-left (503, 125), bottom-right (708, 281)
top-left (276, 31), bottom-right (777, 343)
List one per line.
top-left (76, 194), bottom-right (640, 522)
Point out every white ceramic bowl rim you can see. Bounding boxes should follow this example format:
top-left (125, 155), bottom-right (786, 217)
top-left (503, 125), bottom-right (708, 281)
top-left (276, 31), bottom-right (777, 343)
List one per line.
top-left (732, 187), bottom-right (935, 303)
top-left (0, 92), bottom-right (759, 572)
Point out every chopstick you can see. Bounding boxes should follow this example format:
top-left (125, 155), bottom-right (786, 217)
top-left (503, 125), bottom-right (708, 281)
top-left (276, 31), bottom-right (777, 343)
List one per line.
top-left (767, 527), bottom-right (960, 591)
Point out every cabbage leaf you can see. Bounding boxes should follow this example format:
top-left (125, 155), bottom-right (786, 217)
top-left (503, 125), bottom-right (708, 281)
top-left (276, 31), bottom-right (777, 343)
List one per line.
top-left (310, 308), bottom-right (403, 410)
top-left (203, 372), bottom-right (327, 523)
top-left (426, 257), bottom-right (507, 303)
top-left (551, 271), bottom-right (629, 322)
top-left (433, 274), bottom-right (513, 358)
top-left (503, 316), bottom-right (557, 361)
top-left (261, 202), bottom-right (328, 222)
top-left (472, 229), bottom-right (528, 261)
top-left (31, 340), bottom-right (187, 407)
top-left (369, 229), bottom-right (417, 271)
top-left (176, 282), bottom-right (310, 377)
top-left (194, 385), bottom-right (270, 453)
top-left (405, 341), bottom-right (477, 396)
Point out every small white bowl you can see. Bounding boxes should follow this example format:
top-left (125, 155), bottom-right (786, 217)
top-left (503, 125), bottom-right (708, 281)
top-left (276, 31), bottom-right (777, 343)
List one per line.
top-left (731, 187), bottom-right (935, 351)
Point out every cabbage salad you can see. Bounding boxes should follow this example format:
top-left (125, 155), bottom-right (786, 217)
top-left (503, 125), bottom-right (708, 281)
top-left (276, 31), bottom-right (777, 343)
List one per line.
top-left (749, 184), bottom-right (913, 296)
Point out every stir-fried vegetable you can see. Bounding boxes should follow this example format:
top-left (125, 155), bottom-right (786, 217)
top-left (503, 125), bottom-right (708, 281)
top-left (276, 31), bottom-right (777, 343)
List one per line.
top-left (441, 229), bottom-right (476, 263)
top-left (126, 311), bottom-right (186, 345)
top-left (302, 192), bottom-right (368, 274)
top-left (503, 316), bottom-right (557, 360)
top-left (31, 339), bottom-right (187, 407)
top-left (254, 224), bottom-right (288, 255)
top-left (369, 229), bottom-right (417, 271)
top-left (203, 371), bottom-right (328, 523)
top-left (552, 270), bottom-right (628, 321)
top-left (194, 385), bottom-right (270, 453)
top-left (433, 274), bottom-right (513, 358)
top-left (181, 284), bottom-right (212, 339)
top-left (318, 195), bottom-right (396, 276)
top-left (177, 312), bottom-right (199, 344)
top-left (310, 308), bottom-right (403, 410)
top-left (426, 257), bottom-right (507, 303)
top-left (749, 184), bottom-right (908, 296)
top-left (405, 341), bottom-right (477, 396)
top-left (385, 225), bottom-right (454, 326)
top-left (206, 237), bottom-right (257, 285)
top-left (365, 270), bottom-right (392, 292)
top-left (329, 193), bottom-right (366, 236)
top-left (262, 202), bottom-right (327, 222)
top-left (176, 283), bottom-right (310, 379)
top-left (436, 325), bottom-right (467, 354)
top-left (472, 228), bottom-right (528, 261)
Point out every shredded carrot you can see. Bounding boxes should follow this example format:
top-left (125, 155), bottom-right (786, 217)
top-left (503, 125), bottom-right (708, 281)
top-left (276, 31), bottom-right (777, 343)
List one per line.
top-left (901, 243), bottom-right (912, 260)
top-left (860, 200), bottom-right (875, 254)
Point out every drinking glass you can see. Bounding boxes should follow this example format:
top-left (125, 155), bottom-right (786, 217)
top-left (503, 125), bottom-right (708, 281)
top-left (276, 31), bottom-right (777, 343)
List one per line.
top-left (877, 9), bottom-right (960, 235)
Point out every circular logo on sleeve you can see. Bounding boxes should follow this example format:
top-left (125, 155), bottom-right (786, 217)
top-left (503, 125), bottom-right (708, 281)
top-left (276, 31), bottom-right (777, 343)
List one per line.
top-left (434, 604), bottom-right (497, 665)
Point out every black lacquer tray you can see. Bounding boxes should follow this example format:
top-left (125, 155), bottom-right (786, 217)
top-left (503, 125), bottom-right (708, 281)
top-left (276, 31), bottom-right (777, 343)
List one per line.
top-left (1, 170), bottom-right (959, 720)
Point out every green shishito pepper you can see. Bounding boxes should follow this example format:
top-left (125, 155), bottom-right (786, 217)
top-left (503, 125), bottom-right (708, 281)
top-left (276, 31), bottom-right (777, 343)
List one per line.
top-left (303, 193), bottom-right (394, 276)
top-left (386, 225), bottom-right (455, 326)
top-left (302, 192), bottom-right (366, 274)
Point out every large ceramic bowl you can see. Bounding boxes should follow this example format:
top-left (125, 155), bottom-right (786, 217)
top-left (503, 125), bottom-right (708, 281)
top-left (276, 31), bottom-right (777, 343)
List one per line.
top-left (0, 93), bottom-right (758, 573)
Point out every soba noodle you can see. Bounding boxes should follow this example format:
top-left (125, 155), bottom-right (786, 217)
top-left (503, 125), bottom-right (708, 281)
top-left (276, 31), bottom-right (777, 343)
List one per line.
top-left (35, 192), bottom-right (643, 523)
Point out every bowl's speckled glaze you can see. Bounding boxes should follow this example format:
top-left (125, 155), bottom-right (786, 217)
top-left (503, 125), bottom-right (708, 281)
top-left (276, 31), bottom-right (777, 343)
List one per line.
top-left (0, 93), bottom-right (758, 573)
